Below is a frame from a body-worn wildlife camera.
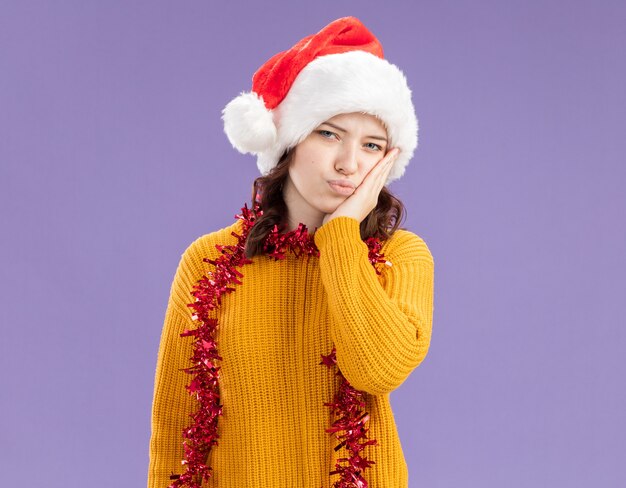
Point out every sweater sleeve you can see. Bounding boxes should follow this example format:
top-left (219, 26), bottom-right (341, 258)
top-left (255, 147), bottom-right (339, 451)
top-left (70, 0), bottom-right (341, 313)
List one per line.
top-left (313, 216), bottom-right (435, 396)
top-left (147, 235), bottom-right (218, 488)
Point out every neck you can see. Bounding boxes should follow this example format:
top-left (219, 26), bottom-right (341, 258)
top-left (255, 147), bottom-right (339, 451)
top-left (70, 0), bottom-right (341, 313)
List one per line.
top-left (282, 180), bottom-right (324, 233)
top-left (286, 212), bottom-right (323, 234)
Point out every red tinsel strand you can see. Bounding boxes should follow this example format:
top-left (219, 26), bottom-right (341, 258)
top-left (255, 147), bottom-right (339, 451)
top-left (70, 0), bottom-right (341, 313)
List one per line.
top-left (169, 204), bottom-right (258, 488)
top-left (319, 229), bottom-right (390, 488)
top-left (320, 349), bottom-right (379, 488)
top-left (263, 222), bottom-right (320, 260)
top-left (365, 236), bottom-right (391, 275)
top-left (170, 204), bottom-right (388, 487)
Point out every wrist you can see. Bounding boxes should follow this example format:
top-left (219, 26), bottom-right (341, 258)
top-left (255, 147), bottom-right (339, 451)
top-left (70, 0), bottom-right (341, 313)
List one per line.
top-left (323, 212), bottom-right (357, 226)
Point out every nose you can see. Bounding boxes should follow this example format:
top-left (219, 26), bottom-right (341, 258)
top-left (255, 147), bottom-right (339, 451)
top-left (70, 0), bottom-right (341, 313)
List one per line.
top-left (334, 141), bottom-right (359, 175)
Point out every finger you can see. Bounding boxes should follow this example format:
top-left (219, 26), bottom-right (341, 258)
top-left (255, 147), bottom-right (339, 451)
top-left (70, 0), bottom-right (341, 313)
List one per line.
top-left (378, 148), bottom-right (399, 180)
top-left (369, 148), bottom-right (399, 181)
top-left (385, 147), bottom-right (400, 163)
top-left (372, 155), bottom-right (396, 191)
top-left (357, 148), bottom-right (400, 193)
top-left (377, 147), bottom-right (398, 168)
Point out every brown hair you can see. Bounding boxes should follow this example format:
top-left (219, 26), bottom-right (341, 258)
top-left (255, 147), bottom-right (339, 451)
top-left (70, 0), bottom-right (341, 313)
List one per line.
top-left (244, 147), bottom-right (406, 258)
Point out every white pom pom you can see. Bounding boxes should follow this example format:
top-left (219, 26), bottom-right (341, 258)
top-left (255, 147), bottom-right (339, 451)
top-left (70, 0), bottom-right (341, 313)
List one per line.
top-left (221, 91), bottom-right (277, 155)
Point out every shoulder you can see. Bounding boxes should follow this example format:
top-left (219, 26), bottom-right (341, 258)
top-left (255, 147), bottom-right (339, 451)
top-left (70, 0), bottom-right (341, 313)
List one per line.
top-left (167, 218), bottom-right (244, 314)
top-left (381, 227), bottom-right (434, 266)
top-left (179, 219), bottom-right (244, 271)
top-left (182, 219), bottom-right (243, 258)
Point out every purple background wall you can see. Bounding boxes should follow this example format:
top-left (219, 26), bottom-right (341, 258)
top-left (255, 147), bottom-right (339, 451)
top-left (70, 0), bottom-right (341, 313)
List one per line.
top-left (1, 1), bottom-right (624, 486)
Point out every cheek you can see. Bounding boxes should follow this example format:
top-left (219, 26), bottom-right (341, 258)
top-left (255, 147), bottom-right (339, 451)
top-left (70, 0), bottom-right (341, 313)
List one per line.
top-left (291, 150), bottom-right (323, 186)
top-left (290, 160), bottom-right (315, 189)
top-left (288, 166), bottom-right (318, 203)
top-left (356, 160), bottom-right (379, 185)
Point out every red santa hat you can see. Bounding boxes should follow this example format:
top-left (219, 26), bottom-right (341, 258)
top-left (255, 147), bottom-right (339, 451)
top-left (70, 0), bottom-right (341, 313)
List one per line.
top-left (221, 16), bottom-right (418, 184)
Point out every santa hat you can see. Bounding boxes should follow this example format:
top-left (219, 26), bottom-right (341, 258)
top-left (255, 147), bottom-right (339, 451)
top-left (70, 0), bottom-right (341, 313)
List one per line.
top-left (221, 16), bottom-right (418, 184)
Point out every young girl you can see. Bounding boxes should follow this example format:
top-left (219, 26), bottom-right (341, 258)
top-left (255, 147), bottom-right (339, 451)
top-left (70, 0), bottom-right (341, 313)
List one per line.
top-left (148, 16), bottom-right (434, 488)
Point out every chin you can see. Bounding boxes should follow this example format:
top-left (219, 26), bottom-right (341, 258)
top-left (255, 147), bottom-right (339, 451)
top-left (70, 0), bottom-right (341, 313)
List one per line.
top-left (316, 198), bottom-right (343, 215)
top-left (301, 192), bottom-right (345, 217)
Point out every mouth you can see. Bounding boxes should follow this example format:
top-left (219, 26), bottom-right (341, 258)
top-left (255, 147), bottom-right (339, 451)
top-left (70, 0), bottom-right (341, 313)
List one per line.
top-left (327, 180), bottom-right (356, 196)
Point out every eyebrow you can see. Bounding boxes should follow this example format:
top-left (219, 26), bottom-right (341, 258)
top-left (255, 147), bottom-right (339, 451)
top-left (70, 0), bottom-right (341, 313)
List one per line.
top-left (320, 122), bottom-right (388, 143)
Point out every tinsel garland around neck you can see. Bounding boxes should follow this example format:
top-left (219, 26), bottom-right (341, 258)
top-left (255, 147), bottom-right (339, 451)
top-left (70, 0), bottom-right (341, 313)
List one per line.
top-left (169, 203), bottom-right (390, 488)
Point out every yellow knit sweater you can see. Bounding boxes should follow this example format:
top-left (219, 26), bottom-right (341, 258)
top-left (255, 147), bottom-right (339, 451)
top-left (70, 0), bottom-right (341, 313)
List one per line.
top-left (148, 216), bottom-right (434, 488)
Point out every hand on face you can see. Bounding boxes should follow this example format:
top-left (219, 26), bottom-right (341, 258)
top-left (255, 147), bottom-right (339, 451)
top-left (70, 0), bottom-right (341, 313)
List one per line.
top-left (322, 147), bottom-right (400, 226)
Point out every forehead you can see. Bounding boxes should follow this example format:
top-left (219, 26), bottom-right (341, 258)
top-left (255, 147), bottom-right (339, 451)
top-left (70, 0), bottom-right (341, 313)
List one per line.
top-left (323, 112), bottom-right (387, 134)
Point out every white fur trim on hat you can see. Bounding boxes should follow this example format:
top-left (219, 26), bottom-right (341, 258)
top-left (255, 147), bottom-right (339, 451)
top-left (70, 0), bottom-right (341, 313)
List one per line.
top-left (224, 50), bottom-right (418, 185)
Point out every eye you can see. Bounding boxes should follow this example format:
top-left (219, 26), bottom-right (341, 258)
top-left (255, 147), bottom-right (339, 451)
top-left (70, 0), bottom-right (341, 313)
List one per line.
top-left (317, 130), bottom-right (337, 139)
top-left (365, 142), bottom-right (383, 151)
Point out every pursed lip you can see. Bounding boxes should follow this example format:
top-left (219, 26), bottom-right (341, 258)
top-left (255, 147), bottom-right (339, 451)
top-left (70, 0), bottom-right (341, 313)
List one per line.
top-left (327, 179), bottom-right (356, 189)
